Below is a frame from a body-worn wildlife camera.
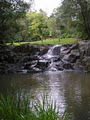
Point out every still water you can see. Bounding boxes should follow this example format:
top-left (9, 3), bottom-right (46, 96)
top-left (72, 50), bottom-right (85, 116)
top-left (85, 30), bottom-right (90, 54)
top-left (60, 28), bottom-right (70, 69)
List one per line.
top-left (0, 71), bottom-right (90, 120)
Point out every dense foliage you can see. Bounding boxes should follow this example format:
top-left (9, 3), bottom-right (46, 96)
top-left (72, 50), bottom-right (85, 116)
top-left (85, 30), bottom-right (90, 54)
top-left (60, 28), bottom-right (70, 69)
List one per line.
top-left (18, 10), bottom-right (61, 42)
top-left (0, 0), bottom-right (31, 43)
top-left (21, 11), bottom-right (49, 42)
top-left (0, 0), bottom-right (90, 44)
top-left (52, 0), bottom-right (90, 40)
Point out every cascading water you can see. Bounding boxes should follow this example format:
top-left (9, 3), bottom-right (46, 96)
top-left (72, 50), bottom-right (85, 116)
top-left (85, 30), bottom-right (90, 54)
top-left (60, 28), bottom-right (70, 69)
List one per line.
top-left (35, 43), bottom-right (81, 72)
top-left (43, 45), bottom-right (61, 59)
top-left (43, 45), bottom-right (61, 71)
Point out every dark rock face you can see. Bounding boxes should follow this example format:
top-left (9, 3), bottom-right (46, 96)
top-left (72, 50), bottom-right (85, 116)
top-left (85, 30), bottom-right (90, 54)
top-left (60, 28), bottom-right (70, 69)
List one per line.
top-left (0, 41), bottom-right (90, 73)
top-left (78, 41), bottom-right (90, 72)
top-left (63, 63), bottom-right (73, 70)
top-left (63, 53), bottom-right (80, 63)
top-left (13, 44), bottom-right (40, 54)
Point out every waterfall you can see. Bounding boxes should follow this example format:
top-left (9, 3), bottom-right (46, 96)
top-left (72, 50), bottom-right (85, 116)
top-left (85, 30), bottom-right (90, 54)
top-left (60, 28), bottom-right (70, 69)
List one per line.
top-left (42, 45), bottom-right (61, 71)
top-left (43, 45), bottom-right (61, 59)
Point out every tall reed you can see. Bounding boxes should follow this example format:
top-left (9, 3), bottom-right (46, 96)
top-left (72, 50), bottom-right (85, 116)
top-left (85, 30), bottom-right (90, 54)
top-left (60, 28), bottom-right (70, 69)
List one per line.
top-left (0, 94), bottom-right (67, 120)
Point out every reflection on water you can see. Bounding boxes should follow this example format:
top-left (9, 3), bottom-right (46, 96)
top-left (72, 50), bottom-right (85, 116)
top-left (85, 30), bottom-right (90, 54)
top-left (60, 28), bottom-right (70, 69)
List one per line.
top-left (0, 72), bottom-right (90, 120)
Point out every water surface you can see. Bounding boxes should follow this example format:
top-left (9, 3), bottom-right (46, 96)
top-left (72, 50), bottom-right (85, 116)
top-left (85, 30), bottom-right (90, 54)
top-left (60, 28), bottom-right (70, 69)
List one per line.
top-left (0, 72), bottom-right (90, 120)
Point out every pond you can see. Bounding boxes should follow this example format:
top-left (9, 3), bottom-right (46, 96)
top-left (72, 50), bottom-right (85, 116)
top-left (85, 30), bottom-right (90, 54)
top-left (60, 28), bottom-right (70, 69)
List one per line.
top-left (0, 71), bottom-right (90, 120)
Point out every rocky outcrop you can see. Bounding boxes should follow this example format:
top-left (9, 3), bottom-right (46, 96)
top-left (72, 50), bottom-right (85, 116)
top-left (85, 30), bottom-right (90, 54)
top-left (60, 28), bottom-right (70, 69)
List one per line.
top-left (78, 41), bottom-right (90, 72)
top-left (0, 41), bottom-right (90, 73)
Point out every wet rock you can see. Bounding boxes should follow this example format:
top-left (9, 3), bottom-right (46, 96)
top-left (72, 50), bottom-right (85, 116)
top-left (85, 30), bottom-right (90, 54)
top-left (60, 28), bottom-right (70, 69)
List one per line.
top-left (39, 48), bottom-right (49, 56)
top-left (0, 62), bottom-right (9, 73)
top-left (39, 45), bottom-right (50, 56)
top-left (63, 63), bottom-right (73, 70)
top-left (24, 61), bottom-right (37, 69)
top-left (13, 44), bottom-right (40, 54)
top-left (0, 45), bottom-right (16, 64)
top-left (55, 61), bottom-right (64, 71)
top-left (0, 42), bottom-right (90, 73)
top-left (63, 53), bottom-right (80, 63)
top-left (0, 44), bottom-right (14, 51)
top-left (85, 42), bottom-right (90, 56)
top-left (69, 44), bottom-right (79, 50)
top-left (27, 67), bottom-right (42, 73)
top-left (19, 55), bottom-right (39, 63)
top-left (73, 59), bottom-right (83, 72)
top-left (52, 57), bottom-right (61, 62)
top-left (36, 60), bottom-right (49, 70)
top-left (78, 41), bottom-right (90, 72)
top-left (61, 43), bottom-right (73, 48)
top-left (82, 57), bottom-right (90, 72)
top-left (16, 69), bottom-right (28, 74)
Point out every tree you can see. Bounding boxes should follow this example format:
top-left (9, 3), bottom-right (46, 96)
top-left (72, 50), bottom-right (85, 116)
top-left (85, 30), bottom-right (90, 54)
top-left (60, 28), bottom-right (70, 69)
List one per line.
top-left (47, 17), bottom-right (57, 38)
top-left (22, 12), bottom-right (49, 41)
top-left (77, 0), bottom-right (90, 39)
top-left (0, 0), bottom-right (32, 43)
top-left (54, 0), bottom-right (90, 39)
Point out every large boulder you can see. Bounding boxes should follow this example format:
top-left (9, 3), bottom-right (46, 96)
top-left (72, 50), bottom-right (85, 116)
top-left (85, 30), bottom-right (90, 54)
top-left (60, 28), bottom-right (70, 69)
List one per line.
top-left (39, 45), bottom-right (50, 56)
top-left (35, 60), bottom-right (49, 70)
top-left (0, 44), bottom-right (16, 63)
top-left (63, 53), bottom-right (80, 63)
top-left (78, 41), bottom-right (90, 72)
top-left (63, 63), bottom-right (73, 70)
top-left (39, 47), bottom-right (49, 56)
top-left (1, 41), bottom-right (90, 73)
top-left (82, 57), bottom-right (90, 72)
top-left (85, 41), bottom-right (90, 56)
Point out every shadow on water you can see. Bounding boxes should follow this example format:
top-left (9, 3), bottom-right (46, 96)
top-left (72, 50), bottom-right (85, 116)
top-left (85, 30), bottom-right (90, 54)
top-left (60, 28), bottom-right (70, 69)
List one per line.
top-left (0, 71), bottom-right (90, 120)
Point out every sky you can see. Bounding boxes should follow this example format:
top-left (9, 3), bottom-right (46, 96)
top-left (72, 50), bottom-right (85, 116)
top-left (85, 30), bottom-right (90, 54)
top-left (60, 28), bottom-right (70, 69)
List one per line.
top-left (25, 0), bottom-right (61, 16)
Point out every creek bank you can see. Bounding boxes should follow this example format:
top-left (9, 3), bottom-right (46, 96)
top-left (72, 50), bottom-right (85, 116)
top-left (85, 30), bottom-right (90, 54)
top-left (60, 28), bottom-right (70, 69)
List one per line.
top-left (0, 41), bottom-right (90, 73)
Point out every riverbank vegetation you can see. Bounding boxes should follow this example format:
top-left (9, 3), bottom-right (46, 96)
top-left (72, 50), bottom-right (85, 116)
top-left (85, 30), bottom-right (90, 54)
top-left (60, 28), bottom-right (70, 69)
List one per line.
top-left (0, 0), bottom-right (90, 45)
top-left (0, 94), bottom-right (67, 120)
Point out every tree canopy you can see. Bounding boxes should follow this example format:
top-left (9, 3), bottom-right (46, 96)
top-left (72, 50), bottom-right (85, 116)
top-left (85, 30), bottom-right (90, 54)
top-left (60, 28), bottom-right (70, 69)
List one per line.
top-left (0, 0), bottom-right (90, 44)
top-left (0, 0), bottom-right (32, 43)
top-left (53, 0), bottom-right (90, 39)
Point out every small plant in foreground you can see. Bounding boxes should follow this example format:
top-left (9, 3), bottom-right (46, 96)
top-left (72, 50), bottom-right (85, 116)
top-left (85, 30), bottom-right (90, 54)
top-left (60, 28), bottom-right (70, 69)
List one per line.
top-left (0, 94), bottom-right (67, 120)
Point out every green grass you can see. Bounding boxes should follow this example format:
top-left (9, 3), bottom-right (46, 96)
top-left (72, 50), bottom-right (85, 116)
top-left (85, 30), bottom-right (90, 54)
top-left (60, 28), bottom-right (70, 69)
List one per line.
top-left (7, 38), bottom-right (77, 46)
top-left (30, 38), bottom-right (77, 44)
top-left (0, 94), bottom-right (68, 120)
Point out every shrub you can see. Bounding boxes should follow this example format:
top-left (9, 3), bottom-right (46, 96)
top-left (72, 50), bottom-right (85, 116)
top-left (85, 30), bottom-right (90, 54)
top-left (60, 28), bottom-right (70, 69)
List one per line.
top-left (60, 33), bottom-right (72, 39)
